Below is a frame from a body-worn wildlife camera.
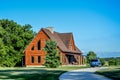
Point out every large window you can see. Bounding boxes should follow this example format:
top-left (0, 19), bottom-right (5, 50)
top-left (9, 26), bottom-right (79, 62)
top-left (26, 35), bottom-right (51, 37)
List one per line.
top-left (38, 56), bottom-right (41, 63)
top-left (31, 56), bottom-right (34, 63)
top-left (31, 46), bottom-right (34, 50)
top-left (38, 40), bottom-right (41, 50)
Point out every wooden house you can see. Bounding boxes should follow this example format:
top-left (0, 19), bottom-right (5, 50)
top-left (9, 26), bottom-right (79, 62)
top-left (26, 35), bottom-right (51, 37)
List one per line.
top-left (24, 27), bottom-right (84, 67)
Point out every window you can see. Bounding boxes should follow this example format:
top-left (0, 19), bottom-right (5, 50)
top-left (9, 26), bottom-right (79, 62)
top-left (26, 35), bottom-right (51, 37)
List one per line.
top-left (38, 40), bottom-right (41, 50)
top-left (38, 56), bottom-right (41, 63)
top-left (31, 46), bottom-right (34, 50)
top-left (31, 56), bottom-right (34, 63)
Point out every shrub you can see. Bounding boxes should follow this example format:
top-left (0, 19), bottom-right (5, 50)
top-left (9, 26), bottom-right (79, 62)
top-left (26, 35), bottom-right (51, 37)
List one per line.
top-left (100, 58), bottom-right (105, 66)
top-left (108, 59), bottom-right (116, 66)
top-left (44, 40), bottom-right (61, 68)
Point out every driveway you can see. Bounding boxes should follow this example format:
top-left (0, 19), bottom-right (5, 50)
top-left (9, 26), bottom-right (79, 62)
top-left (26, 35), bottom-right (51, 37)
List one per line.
top-left (59, 67), bottom-right (112, 80)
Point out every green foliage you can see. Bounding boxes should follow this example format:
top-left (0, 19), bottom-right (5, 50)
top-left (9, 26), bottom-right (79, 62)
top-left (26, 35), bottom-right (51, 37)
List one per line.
top-left (86, 51), bottom-right (97, 63)
top-left (108, 58), bottom-right (120, 66)
top-left (100, 58), bottom-right (105, 66)
top-left (0, 19), bottom-right (35, 67)
top-left (0, 39), bottom-right (7, 67)
top-left (108, 59), bottom-right (116, 66)
top-left (0, 66), bottom-right (89, 80)
top-left (44, 40), bottom-right (61, 68)
top-left (96, 67), bottom-right (120, 79)
top-left (115, 59), bottom-right (120, 65)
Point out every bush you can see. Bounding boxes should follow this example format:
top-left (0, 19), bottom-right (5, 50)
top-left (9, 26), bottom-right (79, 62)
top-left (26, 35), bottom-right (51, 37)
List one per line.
top-left (108, 59), bottom-right (116, 66)
top-left (108, 58), bottom-right (120, 66)
top-left (100, 58), bottom-right (105, 66)
top-left (115, 59), bottom-right (120, 65)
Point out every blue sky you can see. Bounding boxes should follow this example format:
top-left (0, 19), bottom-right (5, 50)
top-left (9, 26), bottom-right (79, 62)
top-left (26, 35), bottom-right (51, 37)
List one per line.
top-left (0, 0), bottom-right (120, 57)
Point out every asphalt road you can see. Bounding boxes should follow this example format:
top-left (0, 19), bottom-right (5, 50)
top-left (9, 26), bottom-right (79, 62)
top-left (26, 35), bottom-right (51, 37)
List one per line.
top-left (59, 67), bottom-right (112, 80)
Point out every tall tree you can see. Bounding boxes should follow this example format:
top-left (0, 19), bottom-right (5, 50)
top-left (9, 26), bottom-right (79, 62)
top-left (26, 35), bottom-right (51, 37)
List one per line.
top-left (0, 19), bottom-right (35, 67)
top-left (0, 39), bottom-right (7, 66)
top-left (44, 40), bottom-right (61, 68)
top-left (86, 51), bottom-right (97, 63)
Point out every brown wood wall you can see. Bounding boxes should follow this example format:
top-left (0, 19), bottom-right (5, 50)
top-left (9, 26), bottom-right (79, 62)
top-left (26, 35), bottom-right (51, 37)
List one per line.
top-left (24, 29), bottom-right (84, 67)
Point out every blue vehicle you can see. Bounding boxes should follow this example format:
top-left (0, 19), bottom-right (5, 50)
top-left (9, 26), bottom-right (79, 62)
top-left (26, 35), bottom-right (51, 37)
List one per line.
top-left (90, 59), bottom-right (101, 67)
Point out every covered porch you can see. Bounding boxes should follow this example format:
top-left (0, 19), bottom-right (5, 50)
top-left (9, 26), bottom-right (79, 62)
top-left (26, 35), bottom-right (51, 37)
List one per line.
top-left (62, 53), bottom-right (84, 65)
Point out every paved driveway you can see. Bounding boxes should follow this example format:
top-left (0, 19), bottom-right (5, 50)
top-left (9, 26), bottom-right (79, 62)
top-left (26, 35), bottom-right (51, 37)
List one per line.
top-left (59, 67), bottom-right (112, 80)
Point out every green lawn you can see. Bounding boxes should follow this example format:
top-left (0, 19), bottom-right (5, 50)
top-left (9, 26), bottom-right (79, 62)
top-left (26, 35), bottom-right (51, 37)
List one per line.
top-left (95, 66), bottom-right (120, 80)
top-left (0, 66), bottom-right (88, 80)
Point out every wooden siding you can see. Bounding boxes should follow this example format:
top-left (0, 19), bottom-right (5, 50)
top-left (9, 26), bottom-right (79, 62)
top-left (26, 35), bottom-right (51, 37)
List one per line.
top-left (24, 29), bottom-right (84, 67)
top-left (25, 30), bottom-right (49, 66)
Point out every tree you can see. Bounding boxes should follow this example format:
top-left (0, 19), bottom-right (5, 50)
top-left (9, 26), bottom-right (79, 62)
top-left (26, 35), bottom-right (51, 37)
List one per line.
top-left (86, 51), bottom-right (97, 63)
top-left (44, 40), bottom-right (61, 68)
top-left (0, 38), bottom-right (7, 67)
top-left (100, 58), bottom-right (105, 66)
top-left (0, 19), bottom-right (35, 67)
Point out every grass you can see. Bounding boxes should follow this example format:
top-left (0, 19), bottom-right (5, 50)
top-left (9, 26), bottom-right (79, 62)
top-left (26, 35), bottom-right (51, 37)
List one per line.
top-left (0, 66), bottom-right (88, 80)
top-left (95, 66), bottom-right (120, 80)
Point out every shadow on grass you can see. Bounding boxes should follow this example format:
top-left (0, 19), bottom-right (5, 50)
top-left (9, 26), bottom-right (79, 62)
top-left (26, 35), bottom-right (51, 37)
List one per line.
top-left (59, 71), bottom-right (111, 80)
top-left (0, 68), bottom-right (66, 80)
top-left (95, 67), bottom-right (120, 80)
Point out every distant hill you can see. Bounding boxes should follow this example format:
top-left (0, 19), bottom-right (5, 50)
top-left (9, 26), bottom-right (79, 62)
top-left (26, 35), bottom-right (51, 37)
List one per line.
top-left (103, 57), bottom-right (120, 61)
top-left (84, 52), bottom-right (120, 58)
top-left (97, 52), bottom-right (120, 58)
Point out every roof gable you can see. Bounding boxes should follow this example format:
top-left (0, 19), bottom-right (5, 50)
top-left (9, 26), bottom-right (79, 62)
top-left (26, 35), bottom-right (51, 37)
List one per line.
top-left (42, 28), bottom-right (82, 54)
top-left (24, 28), bottom-right (49, 52)
top-left (42, 28), bottom-right (68, 51)
top-left (24, 28), bottom-right (82, 54)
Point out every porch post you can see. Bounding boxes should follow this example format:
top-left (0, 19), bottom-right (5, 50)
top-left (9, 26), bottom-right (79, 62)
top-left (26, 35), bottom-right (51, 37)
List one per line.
top-left (80, 55), bottom-right (82, 65)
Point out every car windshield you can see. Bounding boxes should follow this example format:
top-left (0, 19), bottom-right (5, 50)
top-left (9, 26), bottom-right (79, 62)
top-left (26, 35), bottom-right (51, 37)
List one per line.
top-left (91, 59), bottom-right (98, 62)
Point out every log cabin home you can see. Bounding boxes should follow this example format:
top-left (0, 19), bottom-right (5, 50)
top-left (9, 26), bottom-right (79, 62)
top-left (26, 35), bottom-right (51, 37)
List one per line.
top-left (23, 27), bottom-right (84, 67)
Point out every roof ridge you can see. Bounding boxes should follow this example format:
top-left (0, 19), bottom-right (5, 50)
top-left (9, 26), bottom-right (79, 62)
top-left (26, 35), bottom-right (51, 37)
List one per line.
top-left (24, 28), bottom-right (82, 54)
top-left (42, 28), bottom-right (69, 52)
top-left (59, 32), bottom-right (72, 34)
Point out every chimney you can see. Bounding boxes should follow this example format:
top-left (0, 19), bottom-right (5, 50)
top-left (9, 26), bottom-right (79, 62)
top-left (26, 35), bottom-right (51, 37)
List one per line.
top-left (46, 27), bottom-right (54, 34)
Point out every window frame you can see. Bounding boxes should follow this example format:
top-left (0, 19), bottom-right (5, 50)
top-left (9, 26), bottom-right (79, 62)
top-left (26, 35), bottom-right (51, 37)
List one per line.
top-left (38, 56), bottom-right (41, 63)
top-left (31, 56), bottom-right (34, 63)
top-left (38, 40), bottom-right (41, 50)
